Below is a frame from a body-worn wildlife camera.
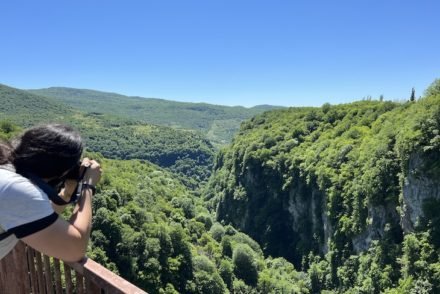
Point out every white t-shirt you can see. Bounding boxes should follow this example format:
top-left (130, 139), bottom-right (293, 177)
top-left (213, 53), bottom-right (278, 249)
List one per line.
top-left (0, 165), bottom-right (57, 259)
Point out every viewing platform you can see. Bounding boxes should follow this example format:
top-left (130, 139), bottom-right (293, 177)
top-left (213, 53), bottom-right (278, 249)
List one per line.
top-left (0, 241), bottom-right (146, 294)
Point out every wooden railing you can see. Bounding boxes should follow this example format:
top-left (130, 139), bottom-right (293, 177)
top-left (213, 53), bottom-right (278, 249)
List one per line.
top-left (0, 241), bottom-right (146, 294)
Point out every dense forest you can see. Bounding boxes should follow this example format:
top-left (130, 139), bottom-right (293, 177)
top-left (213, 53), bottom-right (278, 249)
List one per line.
top-left (1, 79), bottom-right (440, 293)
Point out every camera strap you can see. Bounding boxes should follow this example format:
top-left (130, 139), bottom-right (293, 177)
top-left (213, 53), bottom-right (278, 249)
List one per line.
top-left (73, 167), bottom-right (89, 202)
top-left (22, 172), bottom-right (72, 206)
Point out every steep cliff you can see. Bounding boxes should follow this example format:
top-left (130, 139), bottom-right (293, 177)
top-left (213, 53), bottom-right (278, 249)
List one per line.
top-left (206, 95), bottom-right (440, 273)
top-left (401, 152), bottom-right (440, 232)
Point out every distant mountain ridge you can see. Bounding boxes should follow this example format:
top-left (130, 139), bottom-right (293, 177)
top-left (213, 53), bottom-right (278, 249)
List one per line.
top-left (29, 87), bottom-right (282, 146)
top-left (28, 86), bottom-right (278, 109)
top-left (0, 84), bottom-right (76, 126)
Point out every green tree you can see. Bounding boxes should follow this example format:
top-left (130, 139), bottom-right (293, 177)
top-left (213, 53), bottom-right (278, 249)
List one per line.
top-left (410, 87), bottom-right (416, 101)
top-left (0, 120), bottom-right (15, 134)
top-left (209, 223), bottom-right (225, 242)
top-left (219, 259), bottom-right (234, 291)
top-left (191, 271), bottom-right (227, 294)
top-left (191, 256), bottom-right (227, 294)
top-left (232, 244), bottom-right (259, 286)
top-left (425, 79), bottom-right (440, 97)
top-left (401, 234), bottom-right (422, 278)
top-left (221, 236), bottom-right (233, 258)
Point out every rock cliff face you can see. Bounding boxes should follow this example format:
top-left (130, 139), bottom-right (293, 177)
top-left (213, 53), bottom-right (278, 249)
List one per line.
top-left (351, 203), bottom-right (398, 253)
top-left (286, 180), bottom-right (329, 254)
top-left (401, 153), bottom-right (440, 232)
top-left (216, 165), bottom-right (303, 264)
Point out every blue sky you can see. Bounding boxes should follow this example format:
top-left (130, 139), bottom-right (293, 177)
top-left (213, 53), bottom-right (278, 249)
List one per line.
top-left (1, 0), bottom-right (439, 107)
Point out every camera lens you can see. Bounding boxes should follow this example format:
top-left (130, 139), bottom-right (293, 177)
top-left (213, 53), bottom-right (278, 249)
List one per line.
top-left (65, 162), bottom-right (82, 180)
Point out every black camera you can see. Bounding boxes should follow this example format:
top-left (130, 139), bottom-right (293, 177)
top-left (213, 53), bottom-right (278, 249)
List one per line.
top-left (65, 161), bottom-right (82, 180)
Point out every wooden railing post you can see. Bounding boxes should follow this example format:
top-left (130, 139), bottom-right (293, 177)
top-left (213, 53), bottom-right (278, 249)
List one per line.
top-left (43, 255), bottom-right (54, 294)
top-left (53, 258), bottom-right (63, 293)
top-left (0, 242), bottom-right (30, 294)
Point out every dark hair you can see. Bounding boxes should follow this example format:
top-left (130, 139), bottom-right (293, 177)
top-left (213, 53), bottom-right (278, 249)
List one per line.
top-left (3, 124), bottom-right (83, 178)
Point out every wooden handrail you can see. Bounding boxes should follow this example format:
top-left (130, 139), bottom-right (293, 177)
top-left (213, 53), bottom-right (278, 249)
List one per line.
top-left (0, 241), bottom-right (147, 294)
top-left (69, 258), bottom-right (145, 293)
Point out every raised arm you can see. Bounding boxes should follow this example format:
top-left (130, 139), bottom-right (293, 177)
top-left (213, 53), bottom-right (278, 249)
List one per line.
top-left (22, 159), bottom-right (101, 262)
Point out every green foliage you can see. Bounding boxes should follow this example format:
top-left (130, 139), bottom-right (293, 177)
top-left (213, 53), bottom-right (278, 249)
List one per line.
top-left (218, 259), bottom-right (234, 291)
top-left (81, 123), bottom-right (215, 189)
top-left (424, 79), bottom-right (440, 97)
top-left (232, 244), bottom-right (259, 286)
top-left (221, 236), bottom-right (233, 258)
top-left (86, 158), bottom-right (199, 292)
top-left (82, 156), bottom-right (308, 293)
top-left (190, 270), bottom-right (227, 294)
top-left (190, 256), bottom-right (227, 294)
top-left (232, 279), bottom-right (256, 293)
top-left (0, 120), bottom-right (21, 140)
top-left (0, 123), bottom-right (19, 146)
top-left (258, 257), bottom-right (310, 293)
top-left (194, 214), bottom-right (213, 231)
top-left (209, 223), bottom-right (225, 242)
top-left (0, 84), bottom-right (72, 126)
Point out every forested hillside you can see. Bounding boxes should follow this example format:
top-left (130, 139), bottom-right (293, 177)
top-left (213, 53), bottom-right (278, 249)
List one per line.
top-left (0, 84), bottom-right (215, 188)
top-left (0, 84), bottom-right (73, 126)
top-left (29, 87), bottom-right (281, 147)
top-left (207, 81), bottom-right (440, 293)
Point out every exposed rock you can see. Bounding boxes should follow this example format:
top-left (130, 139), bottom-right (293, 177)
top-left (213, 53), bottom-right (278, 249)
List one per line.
top-left (401, 153), bottom-right (440, 232)
top-left (287, 184), bottom-right (329, 253)
top-left (352, 205), bottom-right (387, 253)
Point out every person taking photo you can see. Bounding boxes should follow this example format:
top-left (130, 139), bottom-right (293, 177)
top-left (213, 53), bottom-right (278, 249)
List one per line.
top-left (0, 124), bottom-right (101, 262)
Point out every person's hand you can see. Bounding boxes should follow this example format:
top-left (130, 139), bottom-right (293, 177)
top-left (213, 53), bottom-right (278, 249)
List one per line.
top-left (81, 158), bottom-right (102, 186)
top-left (60, 179), bottom-right (78, 201)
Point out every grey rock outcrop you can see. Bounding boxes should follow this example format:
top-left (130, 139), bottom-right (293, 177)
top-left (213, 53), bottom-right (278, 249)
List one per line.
top-left (401, 153), bottom-right (440, 232)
